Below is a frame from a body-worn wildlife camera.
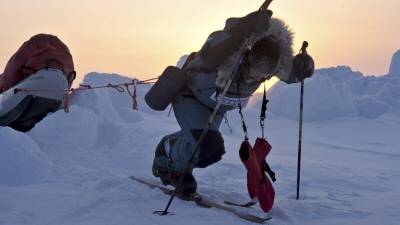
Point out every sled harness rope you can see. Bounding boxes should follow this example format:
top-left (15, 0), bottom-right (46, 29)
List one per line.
top-left (13, 77), bottom-right (159, 112)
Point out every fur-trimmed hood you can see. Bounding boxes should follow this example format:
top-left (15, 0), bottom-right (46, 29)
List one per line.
top-left (216, 17), bottom-right (294, 88)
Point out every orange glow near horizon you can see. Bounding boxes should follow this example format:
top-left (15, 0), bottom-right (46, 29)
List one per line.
top-left (255, 77), bottom-right (279, 93)
top-left (1, 0), bottom-right (399, 86)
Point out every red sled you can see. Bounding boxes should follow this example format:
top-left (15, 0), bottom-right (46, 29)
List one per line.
top-left (240, 138), bottom-right (275, 212)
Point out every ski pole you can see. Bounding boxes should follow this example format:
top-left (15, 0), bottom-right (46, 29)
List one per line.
top-left (296, 41), bottom-right (309, 200)
top-left (296, 79), bottom-right (304, 200)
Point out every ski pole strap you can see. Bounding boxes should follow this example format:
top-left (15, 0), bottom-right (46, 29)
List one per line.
top-left (239, 105), bottom-right (248, 140)
top-left (236, 80), bottom-right (248, 141)
top-left (263, 161), bottom-right (276, 182)
top-left (223, 113), bottom-right (233, 133)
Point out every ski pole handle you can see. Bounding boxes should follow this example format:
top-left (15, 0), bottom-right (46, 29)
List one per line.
top-left (299, 41), bottom-right (309, 55)
top-left (259, 0), bottom-right (273, 11)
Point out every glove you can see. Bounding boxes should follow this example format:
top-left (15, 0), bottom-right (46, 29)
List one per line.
top-left (287, 52), bottom-right (315, 83)
top-left (243, 10), bottom-right (272, 35)
top-left (199, 10), bottom-right (272, 70)
top-left (293, 53), bottom-right (315, 80)
top-left (228, 10), bottom-right (272, 42)
top-left (242, 10), bottom-right (273, 36)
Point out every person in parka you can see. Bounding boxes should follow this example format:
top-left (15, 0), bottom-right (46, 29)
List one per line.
top-left (145, 10), bottom-right (314, 194)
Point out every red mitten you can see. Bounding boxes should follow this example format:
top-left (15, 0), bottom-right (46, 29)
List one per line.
top-left (240, 139), bottom-right (275, 212)
top-left (253, 138), bottom-right (275, 212)
top-left (239, 141), bottom-right (258, 199)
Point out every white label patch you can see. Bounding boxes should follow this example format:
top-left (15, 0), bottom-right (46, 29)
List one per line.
top-left (211, 92), bottom-right (249, 108)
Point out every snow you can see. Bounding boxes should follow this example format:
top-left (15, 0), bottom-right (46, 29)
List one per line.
top-left (389, 50), bottom-right (400, 76)
top-left (0, 127), bottom-right (52, 186)
top-left (1, 71), bottom-right (400, 225)
top-left (268, 66), bottom-right (400, 120)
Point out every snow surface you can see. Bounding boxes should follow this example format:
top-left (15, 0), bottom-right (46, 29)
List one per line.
top-left (1, 72), bottom-right (400, 225)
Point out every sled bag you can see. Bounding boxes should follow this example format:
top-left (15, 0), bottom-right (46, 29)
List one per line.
top-left (0, 33), bottom-right (75, 93)
top-left (145, 66), bottom-right (187, 111)
top-left (240, 139), bottom-right (275, 212)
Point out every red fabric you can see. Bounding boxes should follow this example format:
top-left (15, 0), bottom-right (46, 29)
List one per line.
top-left (0, 34), bottom-right (74, 93)
top-left (240, 139), bottom-right (275, 212)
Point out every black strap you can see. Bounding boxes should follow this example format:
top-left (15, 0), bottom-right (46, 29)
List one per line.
top-left (260, 81), bottom-right (269, 139)
top-left (259, 81), bottom-right (276, 182)
top-left (263, 160), bottom-right (276, 182)
top-left (68, 71), bottom-right (77, 83)
top-left (236, 80), bottom-right (248, 141)
top-left (223, 113), bottom-right (233, 133)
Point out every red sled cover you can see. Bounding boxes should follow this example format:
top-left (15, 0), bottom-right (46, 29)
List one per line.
top-left (0, 34), bottom-right (75, 93)
top-left (239, 138), bottom-right (275, 212)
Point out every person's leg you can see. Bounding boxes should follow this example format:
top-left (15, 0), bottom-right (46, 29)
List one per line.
top-left (152, 131), bottom-right (198, 194)
top-left (170, 95), bottom-right (226, 171)
top-left (152, 95), bottom-right (226, 194)
top-left (152, 132), bottom-right (179, 184)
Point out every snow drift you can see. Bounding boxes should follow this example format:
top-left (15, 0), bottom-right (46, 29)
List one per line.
top-left (0, 127), bottom-right (52, 186)
top-left (389, 50), bottom-right (400, 76)
top-left (268, 50), bottom-right (400, 121)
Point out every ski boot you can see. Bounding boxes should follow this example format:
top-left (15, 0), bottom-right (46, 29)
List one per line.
top-left (152, 138), bottom-right (197, 196)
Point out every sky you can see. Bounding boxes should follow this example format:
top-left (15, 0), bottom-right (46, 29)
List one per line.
top-left (0, 0), bottom-right (399, 85)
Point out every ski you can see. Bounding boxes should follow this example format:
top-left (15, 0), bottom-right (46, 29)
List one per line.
top-left (129, 176), bottom-right (272, 224)
top-left (224, 199), bottom-right (258, 208)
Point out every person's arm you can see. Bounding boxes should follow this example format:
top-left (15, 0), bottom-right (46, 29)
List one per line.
top-left (199, 10), bottom-right (272, 70)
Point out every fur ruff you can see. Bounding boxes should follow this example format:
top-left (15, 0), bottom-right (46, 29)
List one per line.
top-left (216, 18), bottom-right (294, 88)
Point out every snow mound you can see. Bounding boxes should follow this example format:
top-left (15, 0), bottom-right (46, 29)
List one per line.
top-left (1, 72), bottom-right (157, 186)
top-left (268, 66), bottom-right (400, 121)
top-left (0, 127), bottom-right (52, 186)
top-left (389, 50), bottom-right (400, 76)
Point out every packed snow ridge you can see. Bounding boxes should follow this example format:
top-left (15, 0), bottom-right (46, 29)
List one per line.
top-left (267, 50), bottom-right (400, 121)
top-left (389, 50), bottom-right (400, 76)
